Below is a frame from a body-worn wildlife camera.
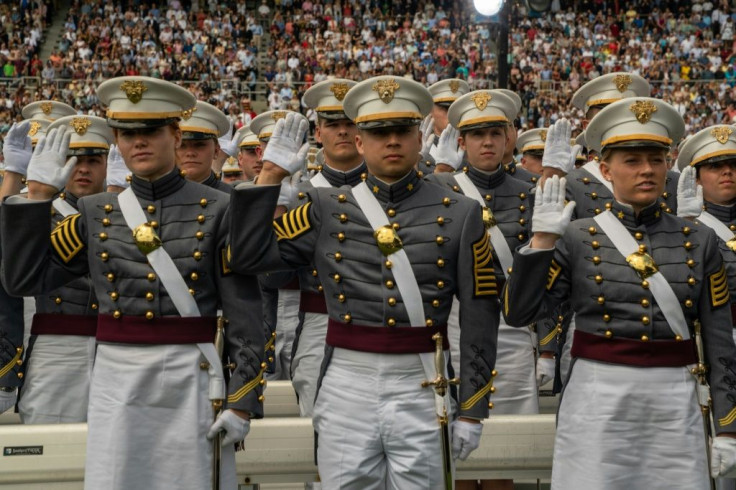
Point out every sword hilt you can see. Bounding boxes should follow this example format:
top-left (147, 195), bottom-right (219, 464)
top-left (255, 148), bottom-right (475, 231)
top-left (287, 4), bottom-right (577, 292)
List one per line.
top-left (421, 333), bottom-right (460, 397)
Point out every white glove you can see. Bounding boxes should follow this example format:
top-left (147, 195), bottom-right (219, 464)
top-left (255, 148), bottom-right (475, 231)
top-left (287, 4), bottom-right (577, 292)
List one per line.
top-left (536, 357), bottom-right (556, 386)
top-left (541, 118), bottom-right (576, 174)
top-left (676, 165), bottom-right (703, 218)
top-left (531, 175), bottom-right (575, 236)
top-left (26, 128), bottom-right (77, 190)
top-left (218, 119), bottom-right (235, 157)
top-left (262, 113), bottom-right (309, 175)
top-left (430, 125), bottom-right (465, 170)
top-left (2, 121), bottom-right (32, 175)
top-left (277, 177), bottom-right (297, 207)
top-left (105, 144), bottom-right (130, 189)
top-left (711, 436), bottom-right (736, 477)
top-left (206, 409), bottom-right (251, 447)
top-left (420, 116), bottom-right (435, 155)
top-left (0, 389), bottom-right (16, 414)
top-left (451, 419), bottom-right (483, 461)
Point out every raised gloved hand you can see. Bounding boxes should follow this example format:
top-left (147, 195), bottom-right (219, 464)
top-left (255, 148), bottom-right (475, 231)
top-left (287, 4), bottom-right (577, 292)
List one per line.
top-left (676, 165), bottom-right (703, 219)
top-left (207, 409), bottom-right (251, 447)
top-left (262, 113), bottom-right (309, 175)
top-left (26, 128), bottom-right (77, 191)
top-left (105, 144), bottom-right (130, 189)
top-left (531, 175), bottom-right (575, 236)
top-left (541, 118), bottom-right (577, 174)
top-left (0, 389), bottom-right (16, 414)
top-left (2, 121), bottom-right (32, 176)
top-left (420, 116), bottom-right (435, 155)
top-left (711, 436), bottom-right (736, 477)
top-left (536, 357), bottom-right (556, 386)
top-left (218, 119), bottom-right (236, 157)
top-left (451, 419), bottom-right (483, 461)
top-left (430, 126), bottom-right (464, 170)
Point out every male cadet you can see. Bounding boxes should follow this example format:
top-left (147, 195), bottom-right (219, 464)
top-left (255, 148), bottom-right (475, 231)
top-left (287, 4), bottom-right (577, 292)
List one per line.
top-left (250, 109), bottom-right (310, 382)
top-left (418, 78), bottom-right (470, 175)
top-left (233, 124), bottom-right (263, 182)
top-left (284, 78), bottom-right (366, 417)
top-left (15, 115), bottom-right (112, 424)
top-left (516, 128), bottom-right (548, 175)
top-left (22, 101), bottom-right (77, 148)
top-left (227, 76), bottom-right (499, 488)
top-left (0, 77), bottom-right (264, 490)
top-left (495, 89), bottom-right (538, 187)
top-left (221, 157), bottom-right (244, 184)
top-left (177, 100), bottom-right (233, 193)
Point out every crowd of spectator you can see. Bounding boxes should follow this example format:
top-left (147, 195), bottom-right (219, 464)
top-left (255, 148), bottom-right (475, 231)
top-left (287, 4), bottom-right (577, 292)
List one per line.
top-left (3, 0), bottom-right (736, 154)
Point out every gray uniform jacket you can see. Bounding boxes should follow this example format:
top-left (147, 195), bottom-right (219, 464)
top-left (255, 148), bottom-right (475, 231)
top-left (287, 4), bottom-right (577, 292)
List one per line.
top-left (0, 217), bottom-right (23, 388)
top-left (503, 160), bottom-right (539, 189)
top-left (0, 169), bottom-right (265, 417)
top-left (699, 201), bottom-right (736, 328)
top-left (566, 166), bottom-right (679, 220)
top-left (202, 171), bottom-right (233, 194)
top-left (228, 170), bottom-right (500, 419)
top-left (503, 200), bottom-right (736, 434)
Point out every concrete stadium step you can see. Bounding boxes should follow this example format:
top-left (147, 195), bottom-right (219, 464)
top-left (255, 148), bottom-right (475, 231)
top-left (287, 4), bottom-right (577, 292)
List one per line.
top-left (38, 0), bottom-right (73, 61)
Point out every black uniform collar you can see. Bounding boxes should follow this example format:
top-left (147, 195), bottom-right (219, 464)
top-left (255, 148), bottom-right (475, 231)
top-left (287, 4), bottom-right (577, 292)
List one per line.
top-left (611, 200), bottom-right (663, 228)
top-left (365, 169), bottom-right (422, 203)
top-left (201, 171), bottom-right (220, 189)
top-left (503, 160), bottom-right (539, 182)
top-left (58, 191), bottom-right (80, 210)
top-left (465, 164), bottom-right (506, 190)
top-left (704, 200), bottom-right (736, 224)
top-left (131, 168), bottom-right (187, 201)
top-left (321, 161), bottom-right (367, 188)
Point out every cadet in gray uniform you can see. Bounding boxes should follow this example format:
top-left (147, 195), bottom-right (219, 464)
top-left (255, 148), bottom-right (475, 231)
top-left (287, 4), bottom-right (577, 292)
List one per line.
top-left (504, 98), bottom-right (736, 489)
top-left (678, 126), bottom-right (736, 490)
top-left (16, 115), bottom-right (112, 424)
top-left (1, 77), bottom-right (265, 490)
top-left (228, 77), bottom-right (499, 489)
top-left (177, 101), bottom-right (233, 194)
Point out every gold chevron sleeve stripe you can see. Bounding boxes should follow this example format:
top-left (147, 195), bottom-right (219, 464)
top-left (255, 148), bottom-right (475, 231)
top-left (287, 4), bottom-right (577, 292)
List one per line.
top-left (220, 247), bottom-right (232, 276)
top-left (227, 366), bottom-right (266, 404)
top-left (710, 265), bottom-right (730, 307)
top-left (274, 202), bottom-right (312, 242)
top-left (460, 378), bottom-right (494, 411)
top-left (503, 281), bottom-right (510, 317)
top-left (473, 233), bottom-right (497, 296)
top-left (0, 346), bottom-right (22, 378)
top-left (50, 214), bottom-right (84, 263)
top-left (539, 326), bottom-right (558, 346)
top-left (547, 260), bottom-right (562, 290)
top-left (719, 406), bottom-right (736, 427)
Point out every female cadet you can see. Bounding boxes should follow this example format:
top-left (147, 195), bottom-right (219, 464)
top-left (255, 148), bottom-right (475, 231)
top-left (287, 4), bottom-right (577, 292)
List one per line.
top-left (504, 97), bottom-right (736, 489)
top-left (0, 77), bottom-right (265, 490)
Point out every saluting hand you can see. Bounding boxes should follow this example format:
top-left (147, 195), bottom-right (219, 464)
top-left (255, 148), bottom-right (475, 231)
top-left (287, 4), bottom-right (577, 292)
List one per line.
top-left (262, 112), bottom-right (309, 177)
top-left (531, 175), bottom-right (575, 247)
top-left (541, 118), bottom-right (578, 175)
top-left (676, 165), bottom-right (703, 219)
top-left (2, 121), bottom-right (32, 176)
top-left (420, 116), bottom-right (435, 155)
top-left (431, 125), bottom-right (464, 171)
top-left (26, 127), bottom-right (77, 198)
top-left (105, 144), bottom-right (130, 190)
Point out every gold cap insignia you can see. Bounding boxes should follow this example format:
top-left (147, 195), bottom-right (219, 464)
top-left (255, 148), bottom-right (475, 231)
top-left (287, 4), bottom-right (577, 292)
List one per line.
top-left (449, 80), bottom-right (460, 93)
top-left (40, 102), bottom-right (53, 116)
top-left (133, 223), bottom-right (162, 255)
top-left (330, 83), bottom-right (350, 102)
top-left (119, 80), bottom-right (148, 104)
top-left (711, 126), bottom-right (733, 145)
top-left (626, 251), bottom-right (658, 279)
top-left (470, 92), bottom-right (492, 111)
top-left (70, 117), bottom-right (92, 136)
top-left (629, 100), bottom-right (657, 124)
top-left (271, 111), bottom-right (287, 121)
top-left (181, 106), bottom-right (196, 120)
top-left (613, 74), bottom-right (632, 93)
top-left (374, 224), bottom-right (403, 256)
top-left (28, 121), bottom-right (41, 136)
top-left (540, 130), bottom-right (548, 142)
top-left (372, 79), bottom-right (400, 104)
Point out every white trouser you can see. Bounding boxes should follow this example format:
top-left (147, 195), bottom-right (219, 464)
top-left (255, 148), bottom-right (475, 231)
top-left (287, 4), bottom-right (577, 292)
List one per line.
top-left (553, 359), bottom-right (708, 490)
top-left (291, 311), bottom-right (328, 417)
top-left (85, 343), bottom-right (236, 490)
top-left (267, 289), bottom-right (301, 381)
top-left (448, 298), bottom-right (538, 414)
top-left (313, 348), bottom-right (444, 490)
top-left (19, 334), bottom-right (96, 424)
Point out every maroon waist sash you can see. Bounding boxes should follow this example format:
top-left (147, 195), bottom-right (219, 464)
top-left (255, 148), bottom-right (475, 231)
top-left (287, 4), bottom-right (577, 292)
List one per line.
top-left (97, 314), bottom-right (217, 344)
top-left (326, 319), bottom-right (449, 354)
top-left (31, 313), bottom-right (97, 337)
top-left (571, 329), bottom-right (697, 367)
top-left (300, 291), bottom-right (328, 314)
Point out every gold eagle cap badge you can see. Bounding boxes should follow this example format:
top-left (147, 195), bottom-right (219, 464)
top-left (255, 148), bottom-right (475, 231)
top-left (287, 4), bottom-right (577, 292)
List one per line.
top-left (330, 83), bottom-right (350, 101)
top-left (28, 121), bottom-right (41, 136)
top-left (449, 80), bottom-right (460, 93)
top-left (711, 126), bottom-right (733, 145)
top-left (629, 100), bottom-right (657, 124)
top-left (372, 79), bottom-right (400, 104)
top-left (181, 106), bottom-right (196, 120)
top-left (271, 111), bottom-right (287, 121)
top-left (540, 130), bottom-right (548, 142)
top-left (70, 117), bottom-right (92, 136)
top-left (613, 74), bottom-right (632, 93)
top-left (470, 92), bottom-right (492, 111)
top-left (120, 80), bottom-right (148, 104)
top-left (40, 102), bottom-right (53, 116)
